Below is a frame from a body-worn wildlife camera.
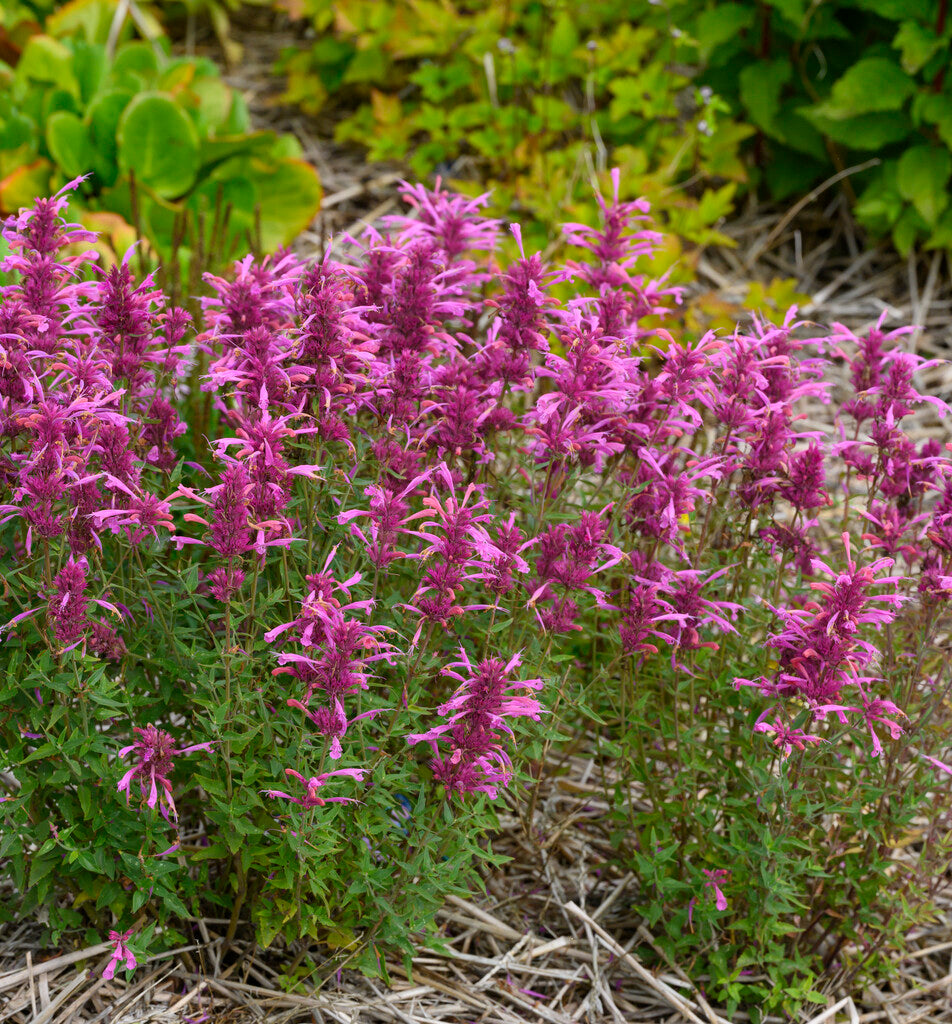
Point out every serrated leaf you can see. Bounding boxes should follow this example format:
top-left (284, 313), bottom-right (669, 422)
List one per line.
top-left (810, 58), bottom-right (915, 119)
top-left (693, 5), bottom-right (755, 58)
top-left (739, 60), bottom-right (791, 134)
top-left (801, 109), bottom-right (911, 150)
top-left (893, 20), bottom-right (943, 74)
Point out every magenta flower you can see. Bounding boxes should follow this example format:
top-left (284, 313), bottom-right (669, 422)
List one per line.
top-left (385, 178), bottom-right (500, 262)
top-left (263, 766), bottom-right (367, 809)
top-left (47, 557), bottom-right (90, 648)
top-left (102, 928), bottom-right (137, 980)
top-left (753, 713), bottom-right (824, 758)
top-left (701, 869), bottom-right (729, 911)
top-left (736, 535), bottom-right (905, 704)
top-left (117, 726), bottom-right (214, 821)
top-left (407, 649), bottom-right (543, 799)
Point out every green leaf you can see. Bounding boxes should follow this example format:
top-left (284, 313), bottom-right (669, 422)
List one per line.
top-left (46, 0), bottom-right (136, 45)
top-left (45, 111), bottom-right (96, 181)
top-left (0, 110), bottom-right (35, 152)
top-left (893, 20), bottom-right (943, 74)
top-left (801, 109), bottom-right (911, 150)
top-left (852, 0), bottom-right (933, 18)
top-left (892, 204), bottom-right (927, 255)
top-left (897, 145), bottom-right (951, 225)
top-left (693, 5), bottom-right (755, 59)
top-left (15, 36), bottom-right (79, 97)
top-left (72, 39), bottom-right (107, 103)
top-left (112, 41), bottom-right (160, 78)
top-left (739, 61), bottom-right (791, 134)
top-left (87, 89), bottom-right (130, 187)
top-left (549, 12), bottom-right (579, 61)
top-left (207, 155), bottom-right (322, 250)
top-left (188, 77), bottom-right (234, 136)
top-left (117, 92), bottom-right (200, 199)
top-left (925, 206), bottom-right (952, 248)
top-left (810, 57), bottom-right (915, 119)
top-left (763, 0), bottom-right (808, 27)
top-left (855, 162), bottom-right (904, 231)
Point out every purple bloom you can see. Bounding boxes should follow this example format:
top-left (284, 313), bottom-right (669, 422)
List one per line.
top-left (701, 869), bottom-right (729, 911)
top-left (47, 557), bottom-right (90, 648)
top-left (407, 649), bottom-right (543, 799)
top-left (117, 725), bottom-right (214, 821)
top-left (103, 928), bottom-right (137, 980)
top-left (263, 767), bottom-right (367, 809)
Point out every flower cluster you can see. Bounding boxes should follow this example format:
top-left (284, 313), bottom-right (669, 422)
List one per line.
top-left (407, 650), bottom-right (543, 798)
top-left (3, 174), bottom-right (951, 993)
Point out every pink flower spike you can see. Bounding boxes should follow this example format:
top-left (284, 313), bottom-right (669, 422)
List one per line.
top-left (264, 766), bottom-right (367, 810)
top-left (103, 928), bottom-right (137, 980)
top-left (116, 726), bottom-right (213, 821)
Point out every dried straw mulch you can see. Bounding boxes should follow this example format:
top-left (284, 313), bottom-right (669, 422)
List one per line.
top-left (5, 746), bottom-right (952, 1023)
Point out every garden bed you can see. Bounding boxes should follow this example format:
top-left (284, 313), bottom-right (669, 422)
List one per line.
top-left (3, 13), bottom-right (952, 1024)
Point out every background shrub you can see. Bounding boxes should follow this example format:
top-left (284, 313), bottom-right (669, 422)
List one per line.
top-left (0, 13), bottom-right (321, 277)
top-left (689, 0), bottom-right (952, 255)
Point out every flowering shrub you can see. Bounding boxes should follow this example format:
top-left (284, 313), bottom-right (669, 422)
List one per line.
top-left (1, 173), bottom-right (951, 1013)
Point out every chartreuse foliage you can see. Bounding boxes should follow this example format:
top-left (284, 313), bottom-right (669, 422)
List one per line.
top-left (3, 174), bottom-right (952, 1015)
top-left (275, 0), bottom-right (952, 259)
top-left (688, 0), bottom-right (952, 254)
top-left (275, 0), bottom-right (751, 256)
top-left (0, 21), bottom-right (321, 271)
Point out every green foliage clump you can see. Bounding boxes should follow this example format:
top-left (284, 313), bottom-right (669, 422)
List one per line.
top-left (275, 0), bottom-right (751, 253)
top-left (690, 0), bottom-right (952, 254)
top-left (0, 23), bottom-right (321, 270)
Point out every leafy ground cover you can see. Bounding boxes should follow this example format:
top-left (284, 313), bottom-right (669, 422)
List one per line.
top-left (270, 0), bottom-right (952, 260)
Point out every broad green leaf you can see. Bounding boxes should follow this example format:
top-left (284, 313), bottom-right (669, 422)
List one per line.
top-left (897, 145), bottom-right (951, 225)
top-left (198, 130), bottom-right (281, 173)
top-left (893, 20), bottom-right (943, 74)
top-left (45, 110), bottom-right (97, 181)
top-left (117, 91), bottom-right (200, 199)
top-left (0, 110), bottom-right (35, 152)
top-left (811, 57), bottom-right (915, 119)
top-left (692, 5), bottom-right (755, 59)
top-left (189, 77), bottom-right (233, 135)
top-left (46, 0), bottom-right (138, 44)
top-left (112, 41), bottom-right (160, 79)
top-left (245, 158), bottom-right (322, 249)
top-left (87, 89), bottom-right (132, 186)
top-left (15, 36), bottom-right (78, 97)
top-left (801, 109), bottom-right (911, 150)
top-left (739, 60), bottom-right (791, 134)
top-left (43, 88), bottom-right (80, 120)
top-left (71, 39), bottom-right (107, 103)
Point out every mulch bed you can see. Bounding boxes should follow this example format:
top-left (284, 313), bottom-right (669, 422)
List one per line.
top-left (4, 12), bottom-right (952, 1022)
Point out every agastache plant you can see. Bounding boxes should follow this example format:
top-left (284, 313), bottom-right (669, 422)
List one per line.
top-left (1, 175), bottom-right (951, 1016)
